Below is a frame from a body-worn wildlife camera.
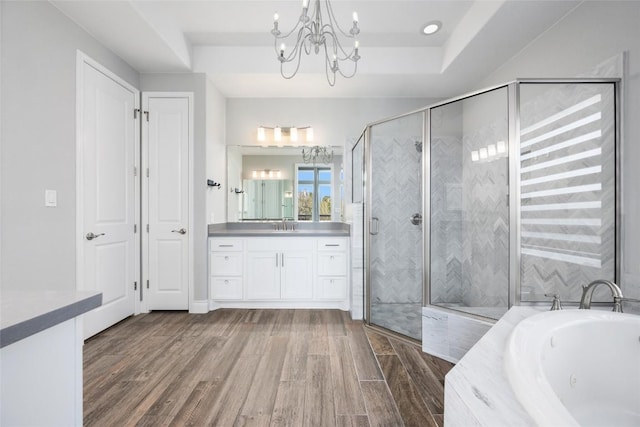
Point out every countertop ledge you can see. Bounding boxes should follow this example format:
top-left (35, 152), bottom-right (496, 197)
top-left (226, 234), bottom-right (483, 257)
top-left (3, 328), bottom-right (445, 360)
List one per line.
top-left (208, 222), bottom-right (350, 237)
top-left (0, 290), bottom-right (102, 348)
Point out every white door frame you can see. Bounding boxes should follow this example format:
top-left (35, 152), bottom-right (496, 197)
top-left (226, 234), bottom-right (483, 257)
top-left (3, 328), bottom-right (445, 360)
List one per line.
top-left (75, 51), bottom-right (142, 315)
top-left (141, 92), bottom-right (194, 313)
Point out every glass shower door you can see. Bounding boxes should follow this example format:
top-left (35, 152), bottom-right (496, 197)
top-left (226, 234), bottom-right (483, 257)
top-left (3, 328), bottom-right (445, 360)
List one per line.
top-left (367, 111), bottom-right (424, 340)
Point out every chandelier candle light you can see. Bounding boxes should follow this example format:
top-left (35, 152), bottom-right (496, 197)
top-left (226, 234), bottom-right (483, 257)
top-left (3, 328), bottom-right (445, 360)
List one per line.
top-left (271, 0), bottom-right (361, 86)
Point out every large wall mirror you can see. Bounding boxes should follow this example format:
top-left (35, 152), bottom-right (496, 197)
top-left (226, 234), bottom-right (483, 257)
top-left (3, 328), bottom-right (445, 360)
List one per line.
top-left (227, 146), bottom-right (344, 222)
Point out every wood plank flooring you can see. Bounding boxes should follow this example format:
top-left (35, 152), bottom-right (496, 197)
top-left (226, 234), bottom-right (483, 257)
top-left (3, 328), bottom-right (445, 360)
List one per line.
top-left (84, 309), bottom-right (453, 426)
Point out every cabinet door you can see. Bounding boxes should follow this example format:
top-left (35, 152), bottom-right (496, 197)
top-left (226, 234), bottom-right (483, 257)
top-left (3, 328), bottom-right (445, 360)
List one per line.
top-left (281, 251), bottom-right (313, 300)
top-left (246, 252), bottom-right (280, 299)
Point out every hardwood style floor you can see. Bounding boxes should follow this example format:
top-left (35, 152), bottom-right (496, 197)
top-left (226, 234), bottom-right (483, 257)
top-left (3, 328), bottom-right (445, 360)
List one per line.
top-left (84, 309), bottom-right (453, 426)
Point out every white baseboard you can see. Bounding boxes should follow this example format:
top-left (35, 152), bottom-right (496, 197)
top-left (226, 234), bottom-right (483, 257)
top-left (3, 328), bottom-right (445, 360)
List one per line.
top-left (189, 300), bottom-right (209, 314)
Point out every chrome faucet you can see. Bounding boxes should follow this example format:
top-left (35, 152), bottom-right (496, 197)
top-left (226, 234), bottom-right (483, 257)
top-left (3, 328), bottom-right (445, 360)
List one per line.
top-left (282, 218), bottom-right (287, 231)
top-left (579, 279), bottom-right (624, 312)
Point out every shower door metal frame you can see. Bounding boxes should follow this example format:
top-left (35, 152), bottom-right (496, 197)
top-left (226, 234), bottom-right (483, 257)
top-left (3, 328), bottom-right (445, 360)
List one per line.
top-left (422, 78), bottom-right (621, 317)
top-left (362, 78), bottom-right (621, 338)
top-left (512, 78), bottom-right (622, 309)
top-left (363, 109), bottom-right (428, 340)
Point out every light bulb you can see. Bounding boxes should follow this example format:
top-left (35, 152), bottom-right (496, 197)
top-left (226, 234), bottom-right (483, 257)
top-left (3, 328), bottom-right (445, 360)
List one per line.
top-left (488, 144), bottom-right (497, 157)
top-left (353, 12), bottom-right (358, 22)
top-left (355, 40), bottom-right (360, 49)
top-left (497, 140), bottom-right (506, 153)
top-left (471, 151), bottom-right (479, 162)
top-left (274, 12), bottom-right (279, 21)
top-left (257, 126), bottom-right (265, 142)
top-left (274, 127), bottom-right (282, 142)
top-left (290, 127), bottom-right (298, 142)
top-left (252, 170), bottom-right (257, 178)
top-left (479, 148), bottom-right (488, 160)
top-left (306, 127), bottom-right (314, 142)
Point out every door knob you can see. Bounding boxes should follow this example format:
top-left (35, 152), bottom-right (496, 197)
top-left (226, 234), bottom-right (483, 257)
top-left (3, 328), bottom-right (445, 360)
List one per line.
top-left (410, 213), bottom-right (422, 225)
top-left (86, 232), bottom-right (105, 241)
top-left (171, 228), bottom-right (187, 235)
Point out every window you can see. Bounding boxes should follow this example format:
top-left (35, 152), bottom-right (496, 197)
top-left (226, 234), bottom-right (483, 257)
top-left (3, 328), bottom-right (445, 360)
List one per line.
top-left (296, 166), bottom-right (332, 221)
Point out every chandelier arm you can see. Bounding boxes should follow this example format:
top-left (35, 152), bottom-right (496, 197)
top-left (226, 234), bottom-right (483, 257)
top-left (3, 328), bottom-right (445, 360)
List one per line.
top-left (276, 28), bottom-right (310, 64)
top-left (324, 56), bottom-right (337, 87)
top-left (321, 29), bottom-right (354, 61)
top-left (337, 61), bottom-right (357, 79)
top-left (273, 16), bottom-right (306, 40)
top-left (280, 46), bottom-right (305, 79)
top-left (324, 0), bottom-right (357, 38)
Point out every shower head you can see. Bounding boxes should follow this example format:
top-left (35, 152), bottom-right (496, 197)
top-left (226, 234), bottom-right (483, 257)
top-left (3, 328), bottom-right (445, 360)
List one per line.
top-left (415, 140), bottom-right (423, 153)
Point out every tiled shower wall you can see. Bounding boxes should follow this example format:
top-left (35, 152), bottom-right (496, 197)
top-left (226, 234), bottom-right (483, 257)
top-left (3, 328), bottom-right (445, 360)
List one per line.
top-left (430, 90), bottom-right (510, 313)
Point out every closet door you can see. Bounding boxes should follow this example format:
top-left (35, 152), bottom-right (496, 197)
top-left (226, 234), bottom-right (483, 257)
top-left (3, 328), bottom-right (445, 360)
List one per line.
top-left (77, 53), bottom-right (139, 338)
top-left (143, 93), bottom-right (192, 310)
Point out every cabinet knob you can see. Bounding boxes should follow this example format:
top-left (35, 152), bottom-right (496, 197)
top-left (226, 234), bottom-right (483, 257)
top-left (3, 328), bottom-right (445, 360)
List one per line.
top-left (225, 256), bottom-right (229, 261)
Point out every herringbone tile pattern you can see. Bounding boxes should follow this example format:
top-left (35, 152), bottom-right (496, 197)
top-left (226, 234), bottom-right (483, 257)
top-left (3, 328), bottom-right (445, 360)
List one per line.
top-left (368, 113), bottom-right (424, 337)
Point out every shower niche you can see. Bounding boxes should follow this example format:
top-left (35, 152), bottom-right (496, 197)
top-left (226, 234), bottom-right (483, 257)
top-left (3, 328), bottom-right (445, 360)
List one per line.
top-left (359, 79), bottom-right (619, 350)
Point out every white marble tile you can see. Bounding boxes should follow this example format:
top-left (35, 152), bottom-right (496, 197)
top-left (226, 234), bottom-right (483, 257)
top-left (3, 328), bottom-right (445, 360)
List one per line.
top-left (448, 315), bottom-right (493, 361)
top-left (422, 307), bottom-right (449, 357)
top-left (444, 307), bottom-right (541, 426)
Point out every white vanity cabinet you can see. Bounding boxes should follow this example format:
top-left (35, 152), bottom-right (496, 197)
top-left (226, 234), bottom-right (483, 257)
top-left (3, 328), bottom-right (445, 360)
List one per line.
top-left (316, 238), bottom-right (348, 300)
top-left (246, 238), bottom-right (314, 300)
top-left (209, 238), bottom-right (244, 300)
top-left (208, 235), bottom-right (348, 309)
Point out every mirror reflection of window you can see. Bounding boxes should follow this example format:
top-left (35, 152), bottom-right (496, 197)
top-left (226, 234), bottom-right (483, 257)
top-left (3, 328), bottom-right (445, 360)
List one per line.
top-left (297, 166), bottom-right (332, 222)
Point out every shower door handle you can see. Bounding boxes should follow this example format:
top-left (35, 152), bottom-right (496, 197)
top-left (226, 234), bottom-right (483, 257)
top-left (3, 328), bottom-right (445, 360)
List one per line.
top-left (370, 217), bottom-right (379, 235)
top-left (410, 213), bottom-right (422, 226)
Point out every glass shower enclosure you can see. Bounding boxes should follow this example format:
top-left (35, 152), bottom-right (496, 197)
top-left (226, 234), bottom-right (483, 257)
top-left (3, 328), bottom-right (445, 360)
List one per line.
top-left (360, 79), bottom-right (619, 341)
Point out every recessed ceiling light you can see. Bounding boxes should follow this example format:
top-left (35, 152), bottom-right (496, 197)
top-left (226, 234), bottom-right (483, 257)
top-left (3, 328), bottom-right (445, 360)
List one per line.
top-left (422, 21), bottom-right (442, 35)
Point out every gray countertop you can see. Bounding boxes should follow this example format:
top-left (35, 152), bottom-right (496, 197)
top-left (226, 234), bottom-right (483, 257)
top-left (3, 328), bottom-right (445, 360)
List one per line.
top-left (0, 290), bottom-right (102, 348)
top-left (208, 222), bottom-right (350, 237)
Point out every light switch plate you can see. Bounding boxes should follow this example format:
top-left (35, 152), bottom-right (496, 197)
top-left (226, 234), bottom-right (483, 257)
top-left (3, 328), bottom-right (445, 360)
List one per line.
top-left (45, 189), bottom-right (57, 207)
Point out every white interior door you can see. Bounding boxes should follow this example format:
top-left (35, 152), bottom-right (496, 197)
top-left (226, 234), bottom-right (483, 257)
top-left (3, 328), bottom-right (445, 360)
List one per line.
top-left (77, 53), bottom-right (139, 338)
top-left (143, 94), bottom-right (191, 310)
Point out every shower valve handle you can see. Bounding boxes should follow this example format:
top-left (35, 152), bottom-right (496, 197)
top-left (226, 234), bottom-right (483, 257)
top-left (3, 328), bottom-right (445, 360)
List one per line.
top-left (370, 217), bottom-right (379, 235)
top-left (410, 213), bottom-right (423, 225)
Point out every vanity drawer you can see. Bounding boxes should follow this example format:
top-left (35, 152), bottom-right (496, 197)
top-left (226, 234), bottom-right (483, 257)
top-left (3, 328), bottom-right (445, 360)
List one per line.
top-left (316, 277), bottom-right (347, 300)
top-left (209, 239), bottom-right (244, 252)
top-left (210, 253), bottom-right (243, 276)
top-left (211, 277), bottom-right (243, 300)
top-left (317, 238), bottom-right (347, 252)
top-left (317, 253), bottom-right (347, 276)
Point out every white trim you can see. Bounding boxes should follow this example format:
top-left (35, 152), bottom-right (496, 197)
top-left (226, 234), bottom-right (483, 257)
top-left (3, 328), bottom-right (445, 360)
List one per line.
top-left (190, 300), bottom-right (210, 314)
top-left (75, 50), bottom-right (140, 315)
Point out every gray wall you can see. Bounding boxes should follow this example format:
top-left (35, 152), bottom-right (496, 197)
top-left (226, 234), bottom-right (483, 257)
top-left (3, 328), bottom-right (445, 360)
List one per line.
top-left (479, 0), bottom-right (640, 301)
top-left (1, 1), bottom-right (139, 291)
top-left (139, 73), bottom-right (211, 302)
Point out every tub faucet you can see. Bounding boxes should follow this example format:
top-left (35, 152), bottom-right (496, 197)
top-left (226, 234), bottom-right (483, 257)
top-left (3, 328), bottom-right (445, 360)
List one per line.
top-left (579, 279), bottom-right (624, 312)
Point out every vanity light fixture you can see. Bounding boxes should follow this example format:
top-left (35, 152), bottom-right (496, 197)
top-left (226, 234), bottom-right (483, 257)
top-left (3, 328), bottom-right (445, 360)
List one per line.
top-left (256, 126), bottom-right (313, 144)
top-left (271, 0), bottom-right (361, 86)
top-left (253, 169), bottom-right (282, 179)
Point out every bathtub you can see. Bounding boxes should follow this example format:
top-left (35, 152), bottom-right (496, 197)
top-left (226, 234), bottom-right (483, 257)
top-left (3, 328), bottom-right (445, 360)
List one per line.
top-left (504, 309), bottom-right (640, 426)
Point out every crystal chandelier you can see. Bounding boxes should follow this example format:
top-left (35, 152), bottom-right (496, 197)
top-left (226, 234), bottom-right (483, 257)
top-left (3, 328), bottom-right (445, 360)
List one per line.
top-left (302, 146), bottom-right (334, 164)
top-left (271, 0), bottom-right (361, 86)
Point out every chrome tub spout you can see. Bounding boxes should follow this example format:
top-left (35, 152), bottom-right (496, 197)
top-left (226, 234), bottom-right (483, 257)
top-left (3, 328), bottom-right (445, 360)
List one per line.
top-left (579, 279), bottom-right (624, 312)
